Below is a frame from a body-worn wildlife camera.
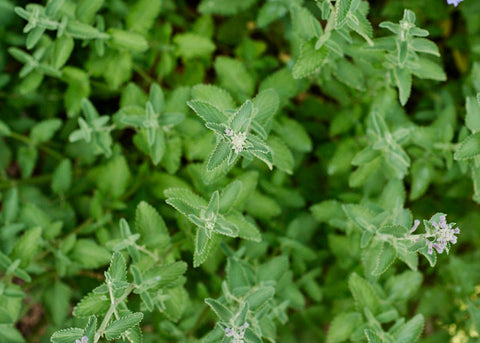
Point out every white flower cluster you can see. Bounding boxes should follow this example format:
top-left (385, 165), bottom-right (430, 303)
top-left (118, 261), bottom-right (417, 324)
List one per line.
top-left (225, 322), bottom-right (249, 343)
top-left (75, 337), bottom-right (88, 343)
top-left (425, 215), bottom-right (460, 254)
top-left (225, 128), bottom-right (247, 154)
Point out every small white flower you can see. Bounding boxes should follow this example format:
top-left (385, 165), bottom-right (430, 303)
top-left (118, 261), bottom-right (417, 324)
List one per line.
top-left (76, 336), bottom-right (88, 343)
top-left (224, 128), bottom-right (248, 154)
top-left (224, 322), bottom-right (249, 343)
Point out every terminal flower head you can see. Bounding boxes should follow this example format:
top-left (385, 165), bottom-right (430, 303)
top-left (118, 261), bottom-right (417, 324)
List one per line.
top-left (426, 215), bottom-right (459, 254)
top-left (225, 322), bottom-right (249, 343)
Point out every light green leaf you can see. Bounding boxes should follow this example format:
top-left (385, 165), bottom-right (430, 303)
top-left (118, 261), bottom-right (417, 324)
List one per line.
top-left (466, 96), bottom-right (480, 133)
top-left (219, 180), bottom-right (243, 213)
top-left (17, 146), bottom-right (38, 179)
top-left (191, 84), bottom-right (236, 111)
top-left (108, 252), bottom-right (127, 282)
top-left (108, 29), bottom-right (149, 53)
top-left (410, 58), bottom-right (446, 81)
top-left (205, 298), bottom-right (233, 322)
top-left (50, 328), bottom-right (83, 343)
top-left (336, 0), bottom-right (353, 28)
top-left (44, 281), bottom-right (71, 326)
top-left (454, 132), bottom-right (480, 160)
top-left (72, 292), bottom-right (109, 318)
top-left (10, 226), bottom-right (42, 268)
top-left (188, 100), bottom-right (228, 124)
top-left (135, 201), bottom-right (170, 250)
top-left (394, 314), bottom-right (424, 343)
top-left (71, 239), bottom-right (111, 269)
top-left (410, 38), bottom-right (440, 56)
top-left (51, 159), bottom-right (72, 194)
top-left (207, 141), bottom-right (231, 171)
top-left (268, 135), bottom-right (294, 174)
top-left (174, 33), bottom-right (216, 59)
top-left (104, 312), bottom-right (144, 340)
top-left (126, 0), bottom-right (162, 34)
top-left (327, 312), bottom-right (362, 343)
top-left (245, 286), bottom-right (274, 311)
top-left (292, 40), bottom-right (328, 79)
top-left (394, 67), bottom-right (412, 106)
top-left (290, 4), bottom-right (322, 41)
top-left (348, 273), bottom-right (381, 314)
top-left (214, 56), bottom-right (255, 100)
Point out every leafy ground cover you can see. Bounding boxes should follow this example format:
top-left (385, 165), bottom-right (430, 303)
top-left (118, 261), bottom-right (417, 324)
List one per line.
top-left (1, 0), bottom-right (480, 342)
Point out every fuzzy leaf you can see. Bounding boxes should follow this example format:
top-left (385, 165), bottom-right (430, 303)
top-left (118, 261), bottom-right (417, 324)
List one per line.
top-left (104, 313), bottom-right (144, 340)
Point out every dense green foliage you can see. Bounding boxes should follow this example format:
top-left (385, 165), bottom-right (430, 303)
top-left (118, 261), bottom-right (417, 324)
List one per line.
top-left (1, 0), bottom-right (480, 342)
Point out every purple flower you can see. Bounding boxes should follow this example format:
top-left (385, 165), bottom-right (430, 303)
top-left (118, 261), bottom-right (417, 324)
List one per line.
top-left (76, 337), bottom-right (88, 343)
top-left (447, 0), bottom-right (464, 6)
top-left (426, 215), bottom-right (460, 255)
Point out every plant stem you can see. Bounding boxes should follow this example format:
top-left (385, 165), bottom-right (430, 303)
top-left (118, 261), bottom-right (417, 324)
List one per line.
top-left (94, 283), bottom-right (135, 343)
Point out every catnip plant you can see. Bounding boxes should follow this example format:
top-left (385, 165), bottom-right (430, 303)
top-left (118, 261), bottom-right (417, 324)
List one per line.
top-left (0, 0), bottom-right (478, 342)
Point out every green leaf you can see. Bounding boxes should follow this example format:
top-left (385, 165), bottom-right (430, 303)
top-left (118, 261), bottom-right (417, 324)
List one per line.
top-left (205, 298), bottom-right (233, 322)
top-left (410, 38), bottom-right (440, 56)
top-left (44, 281), bottom-right (71, 326)
top-left (348, 273), bottom-right (381, 314)
top-left (214, 56), bottom-right (255, 100)
top-left (275, 117), bottom-right (312, 153)
top-left (0, 120), bottom-right (11, 136)
top-left (17, 145), bottom-right (38, 179)
top-left (367, 240), bottom-right (397, 276)
top-left (225, 211), bottom-right (261, 242)
top-left (292, 40), bottom-right (328, 79)
top-left (51, 159), bottom-right (72, 194)
top-left (104, 313), bottom-right (144, 340)
top-left (394, 67), bottom-right (412, 106)
top-left (454, 132), bottom-right (480, 160)
top-left (466, 96), bottom-right (480, 133)
top-left (257, 2), bottom-right (287, 28)
top-left (90, 156), bottom-right (131, 198)
top-left (290, 4), bottom-right (322, 41)
top-left (336, 0), bottom-right (353, 28)
top-left (194, 231), bottom-right (218, 267)
top-left (198, 0), bottom-right (256, 16)
top-left (191, 84), bottom-right (236, 111)
top-left (108, 252), bottom-right (127, 282)
top-left (394, 314), bottom-right (424, 343)
top-left (71, 239), bottom-right (111, 269)
top-left (207, 141), bottom-right (231, 171)
top-left (386, 271), bottom-right (423, 302)
top-left (410, 58), bottom-right (446, 81)
top-left (73, 293), bottom-right (109, 318)
top-left (188, 100), bottom-right (228, 124)
top-left (174, 33), bottom-right (216, 59)
top-left (268, 136), bottom-right (294, 174)
top-left (219, 180), bottom-right (242, 213)
top-left (230, 100), bottom-right (254, 132)
top-left (50, 328), bottom-right (84, 343)
top-left (342, 204), bottom-right (376, 232)
top-left (135, 201), bottom-right (170, 250)
top-left (245, 286), bottom-right (274, 311)
top-left (252, 88), bottom-right (279, 132)
top-left (2, 188), bottom-right (18, 223)
top-left (364, 329), bottom-right (383, 343)
top-left (126, 0), bottom-right (162, 34)
top-left (108, 29), bottom-right (149, 53)
top-left (10, 226), bottom-right (42, 268)
top-left (327, 312), bottom-right (362, 343)
top-left (76, 0), bottom-right (105, 23)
